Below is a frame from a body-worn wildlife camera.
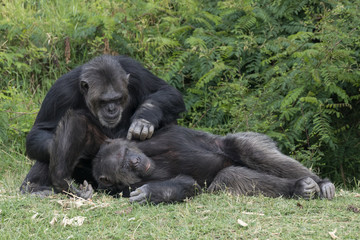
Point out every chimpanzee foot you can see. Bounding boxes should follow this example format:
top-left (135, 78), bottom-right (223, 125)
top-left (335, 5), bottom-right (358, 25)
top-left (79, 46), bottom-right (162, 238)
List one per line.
top-left (70, 180), bottom-right (94, 199)
top-left (30, 190), bottom-right (55, 198)
top-left (20, 183), bottom-right (55, 197)
top-left (319, 182), bottom-right (335, 200)
top-left (294, 177), bottom-right (320, 200)
top-left (129, 185), bottom-right (150, 204)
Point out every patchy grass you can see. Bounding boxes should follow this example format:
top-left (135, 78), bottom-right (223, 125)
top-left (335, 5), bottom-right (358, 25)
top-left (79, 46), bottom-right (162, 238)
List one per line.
top-left (1, 148), bottom-right (359, 240)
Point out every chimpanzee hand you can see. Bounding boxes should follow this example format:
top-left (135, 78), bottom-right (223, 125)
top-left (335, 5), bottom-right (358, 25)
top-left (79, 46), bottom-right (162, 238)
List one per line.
top-left (129, 176), bottom-right (199, 204)
top-left (127, 118), bottom-right (154, 140)
top-left (70, 180), bottom-right (94, 200)
top-left (293, 177), bottom-right (320, 200)
top-left (319, 181), bottom-right (335, 200)
top-left (129, 184), bottom-right (150, 204)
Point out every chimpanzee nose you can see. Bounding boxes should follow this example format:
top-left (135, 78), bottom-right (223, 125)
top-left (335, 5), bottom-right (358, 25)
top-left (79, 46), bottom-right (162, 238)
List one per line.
top-left (130, 157), bottom-right (139, 167)
top-left (107, 103), bottom-right (116, 114)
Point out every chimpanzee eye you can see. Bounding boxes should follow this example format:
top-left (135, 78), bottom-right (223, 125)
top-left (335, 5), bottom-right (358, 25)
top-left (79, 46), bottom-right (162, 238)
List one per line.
top-left (114, 97), bottom-right (123, 104)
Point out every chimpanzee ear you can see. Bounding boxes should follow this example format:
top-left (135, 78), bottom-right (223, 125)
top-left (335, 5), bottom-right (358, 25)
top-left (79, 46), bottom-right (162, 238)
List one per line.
top-left (80, 80), bottom-right (89, 94)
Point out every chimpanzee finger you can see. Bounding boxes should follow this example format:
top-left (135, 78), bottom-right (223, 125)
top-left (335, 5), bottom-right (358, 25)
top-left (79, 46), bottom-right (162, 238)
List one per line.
top-left (140, 121), bottom-right (154, 140)
top-left (81, 180), bottom-right (89, 189)
top-left (129, 192), bottom-right (148, 203)
top-left (74, 180), bottom-right (93, 199)
top-left (81, 182), bottom-right (93, 199)
top-left (132, 122), bottom-right (144, 140)
top-left (127, 122), bottom-right (136, 140)
top-left (321, 182), bottom-right (335, 199)
top-left (147, 125), bottom-right (154, 139)
top-left (129, 185), bottom-right (150, 203)
top-left (128, 119), bottom-right (154, 140)
top-left (139, 126), bottom-right (148, 141)
top-left (129, 188), bottom-right (142, 197)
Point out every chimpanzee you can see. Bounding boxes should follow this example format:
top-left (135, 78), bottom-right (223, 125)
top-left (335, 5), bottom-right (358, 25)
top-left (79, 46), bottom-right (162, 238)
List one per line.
top-left (94, 126), bottom-right (335, 204)
top-left (20, 55), bottom-right (185, 197)
top-left (47, 110), bottom-right (335, 202)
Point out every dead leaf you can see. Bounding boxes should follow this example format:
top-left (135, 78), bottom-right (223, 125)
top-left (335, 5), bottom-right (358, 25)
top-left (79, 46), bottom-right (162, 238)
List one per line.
top-left (86, 202), bottom-right (110, 211)
top-left (50, 216), bottom-right (58, 225)
top-left (329, 229), bottom-right (337, 239)
top-left (297, 202), bottom-right (303, 209)
top-left (31, 212), bottom-right (39, 220)
top-left (241, 211), bottom-right (264, 216)
top-left (56, 199), bottom-right (92, 209)
top-left (355, 193), bottom-right (360, 197)
top-left (237, 219), bottom-right (248, 227)
top-left (61, 216), bottom-right (86, 227)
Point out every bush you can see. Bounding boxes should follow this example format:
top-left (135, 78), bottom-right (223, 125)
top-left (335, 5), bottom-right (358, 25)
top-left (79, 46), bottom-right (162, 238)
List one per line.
top-left (0, 0), bottom-right (359, 186)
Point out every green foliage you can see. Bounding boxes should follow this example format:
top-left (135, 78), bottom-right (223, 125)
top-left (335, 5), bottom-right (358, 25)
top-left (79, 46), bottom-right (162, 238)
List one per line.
top-left (0, 0), bottom-right (359, 186)
top-left (0, 87), bottom-right (39, 152)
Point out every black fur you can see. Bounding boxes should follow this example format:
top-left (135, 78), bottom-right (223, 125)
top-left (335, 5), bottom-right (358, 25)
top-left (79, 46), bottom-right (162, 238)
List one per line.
top-left (94, 124), bottom-right (335, 204)
top-left (20, 55), bottom-right (185, 196)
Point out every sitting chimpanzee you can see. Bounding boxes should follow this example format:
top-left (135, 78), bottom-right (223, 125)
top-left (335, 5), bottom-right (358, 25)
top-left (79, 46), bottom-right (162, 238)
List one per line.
top-left (21, 55), bottom-right (185, 197)
top-left (49, 110), bottom-right (335, 203)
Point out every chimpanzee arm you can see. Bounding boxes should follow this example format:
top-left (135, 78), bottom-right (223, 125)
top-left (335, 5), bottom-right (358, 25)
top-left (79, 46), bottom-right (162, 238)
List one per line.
top-left (129, 175), bottom-right (201, 204)
top-left (116, 56), bottom-right (185, 140)
top-left (26, 125), bottom-right (55, 163)
top-left (128, 88), bottom-right (185, 140)
top-left (26, 68), bottom-right (83, 162)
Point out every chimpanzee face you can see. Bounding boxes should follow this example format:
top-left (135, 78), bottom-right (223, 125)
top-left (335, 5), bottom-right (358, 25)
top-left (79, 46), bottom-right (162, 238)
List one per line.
top-left (93, 139), bottom-right (154, 190)
top-left (80, 56), bottom-right (130, 128)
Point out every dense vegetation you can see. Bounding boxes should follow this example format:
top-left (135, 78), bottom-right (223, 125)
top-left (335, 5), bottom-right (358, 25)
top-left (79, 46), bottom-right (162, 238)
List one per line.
top-left (1, 0), bottom-right (359, 187)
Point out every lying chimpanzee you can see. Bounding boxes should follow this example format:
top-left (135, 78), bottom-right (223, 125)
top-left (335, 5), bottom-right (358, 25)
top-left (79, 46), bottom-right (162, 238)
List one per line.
top-left (93, 128), bottom-right (335, 204)
top-left (50, 110), bottom-right (335, 203)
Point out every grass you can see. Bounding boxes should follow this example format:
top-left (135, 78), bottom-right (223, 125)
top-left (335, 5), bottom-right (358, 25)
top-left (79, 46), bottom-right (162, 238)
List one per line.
top-left (1, 147), bottom-right (359, 240)
top-left (1, 0), bottom-right (359, 238)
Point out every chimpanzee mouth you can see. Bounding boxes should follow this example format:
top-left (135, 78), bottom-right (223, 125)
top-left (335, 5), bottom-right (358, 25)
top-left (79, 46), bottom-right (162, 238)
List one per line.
top-left (104, 114), bottom-right (120, 121)
top-left (101, 115), bottom-right (122, 128)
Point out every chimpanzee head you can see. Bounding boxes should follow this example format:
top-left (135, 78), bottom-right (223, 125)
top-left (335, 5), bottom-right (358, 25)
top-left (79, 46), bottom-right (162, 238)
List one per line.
top-left (80, 55), bottom-right (130, 128)
top-left (93, 139), bottom-right (155, 191)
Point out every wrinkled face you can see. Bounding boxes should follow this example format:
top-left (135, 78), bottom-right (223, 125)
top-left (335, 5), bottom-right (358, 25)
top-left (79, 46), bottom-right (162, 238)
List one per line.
top-left (80, 56), bottom-right (130, 128)
top-left (93, 139), bottom-right (154, 191)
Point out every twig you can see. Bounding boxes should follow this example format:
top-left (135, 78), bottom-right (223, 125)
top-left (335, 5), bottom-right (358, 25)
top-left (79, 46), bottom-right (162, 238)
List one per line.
top-left (61, 190), bottom-right (96, 205)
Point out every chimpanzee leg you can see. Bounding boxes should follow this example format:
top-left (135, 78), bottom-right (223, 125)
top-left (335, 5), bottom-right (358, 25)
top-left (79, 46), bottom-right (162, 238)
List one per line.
top-left (208, 166), bottom-right (320, 199)
top-left (49, 111), bottom-right (87, 192)
top-left (223, 133), bottom-right (321, 180)
top-left (129, 175), bottom-right (202, 204)
top-left (20, 161), bottom-right (54, 197)
top-left (223, 133), bottom-right (335, 199)
top-left (49, 110), bottom-right (103, 198)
